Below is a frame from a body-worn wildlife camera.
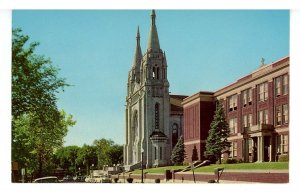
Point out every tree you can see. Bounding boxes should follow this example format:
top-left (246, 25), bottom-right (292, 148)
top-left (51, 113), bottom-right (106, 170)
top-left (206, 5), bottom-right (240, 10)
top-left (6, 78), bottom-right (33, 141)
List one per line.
top-left (54, 146), bottom-right (80, 175)
top-left (12, 28), bottom-right (75, 178)
top-left (108, 144), bottom-right (123, 165)
top-left (76, 144), bottom-right (97, 175)
top-left (205, 101), bottom-right (230, 164)
top-left (170, 135), bottom-right (186, 165)
top-left (93, 138), bottom-right (114, 168)
top-left (191, 145), bottom-right (199, 162)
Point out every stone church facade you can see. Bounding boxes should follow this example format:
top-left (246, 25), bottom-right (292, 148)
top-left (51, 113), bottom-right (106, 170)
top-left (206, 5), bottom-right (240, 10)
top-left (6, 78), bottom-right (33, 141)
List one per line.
top-left (124, 10), bottom-right (186, 170)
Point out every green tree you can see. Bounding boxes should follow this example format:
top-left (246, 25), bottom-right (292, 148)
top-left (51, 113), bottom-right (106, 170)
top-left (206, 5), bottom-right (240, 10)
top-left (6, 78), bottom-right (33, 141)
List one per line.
top-left (76, 144), bottom-right (97, 175)
top-left (170, 135), bottom-right (186, 165)
top-left (93, 138), bottom-right (114, 168)
top-left (108, 144), bottom-right (123, 165)
top-left (12, 28), bottom-right (75, 178)
top-left (205, 101), bottom-right (230, 164)
top-left (54, 146), bottom-right (80, 175)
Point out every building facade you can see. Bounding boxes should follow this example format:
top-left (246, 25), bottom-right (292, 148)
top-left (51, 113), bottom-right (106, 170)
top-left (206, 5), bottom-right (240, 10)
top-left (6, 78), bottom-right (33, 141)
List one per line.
top-left (124, 10), bottom-right (186, 170)
top-left (183, 56), bottom-right (289, 163)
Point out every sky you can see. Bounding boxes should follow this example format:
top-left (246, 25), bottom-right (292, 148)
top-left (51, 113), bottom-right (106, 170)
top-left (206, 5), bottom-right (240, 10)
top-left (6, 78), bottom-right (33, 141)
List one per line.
top-left (12, 10), bottom-right (289, 147)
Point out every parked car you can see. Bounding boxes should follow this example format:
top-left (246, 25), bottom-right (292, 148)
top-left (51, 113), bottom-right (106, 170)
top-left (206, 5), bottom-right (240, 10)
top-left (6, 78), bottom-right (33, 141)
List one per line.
top-left (62, 175), bottom-right (74, 182)
top-left (33, 176), bottom-right (59, 183)
top-left (73, 176), bottom-right (86, 182)
top-left (100, 174), bottom-right (112, 183)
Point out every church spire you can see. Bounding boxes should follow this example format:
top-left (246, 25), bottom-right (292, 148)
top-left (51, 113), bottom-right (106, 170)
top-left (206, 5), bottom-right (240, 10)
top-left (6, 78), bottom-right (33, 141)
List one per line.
top-left (132, 26), bottom-right (142, 68)
top-left (147, 10), bottom-right (160, 52)
top-left (132, 26), bottom-right (142, 83)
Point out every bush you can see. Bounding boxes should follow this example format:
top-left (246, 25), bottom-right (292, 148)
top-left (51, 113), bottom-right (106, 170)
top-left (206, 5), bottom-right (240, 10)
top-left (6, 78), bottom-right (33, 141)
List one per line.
top-left (114, 178), bottom-right (119, 183)
top-left (127, 177), bottom-right (133, 183)
top-left (278, 154), bottom-right (289, 162)
top-left (155, 178), bottom-right (160, 183)
top-left (225, 158), bottom-right (238, 164)
top-left (208, 179), bottom-right (216, 183)
top-left (237, 158), bottom-right (244, 163)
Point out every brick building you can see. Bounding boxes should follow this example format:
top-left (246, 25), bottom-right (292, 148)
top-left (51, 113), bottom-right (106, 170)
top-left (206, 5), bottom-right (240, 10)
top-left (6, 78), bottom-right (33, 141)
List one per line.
top-left (183, 56), bottom-right (289, 163)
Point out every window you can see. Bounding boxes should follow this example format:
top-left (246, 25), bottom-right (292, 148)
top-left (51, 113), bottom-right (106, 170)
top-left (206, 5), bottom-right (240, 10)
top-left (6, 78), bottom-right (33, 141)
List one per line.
top-left (154, 147), bottom-right (157, 159)
top-left (159, 147), bottom-right (162, 160)
top-left (248, 89), bottom-right (252, 105)
top-left (248, 114), bottom-right (252, 127)
top-left (283, 135), bottom-right (289, 154)
top-left (152, 67), bottom-right (159, 79)
top-left (233, 142), bottom-right (237, 157)
top-left (275, 74), bottom-right (288, 97)
top-left (243, 114), bottom-right (252, 128)
top-left (229, 142), bottom-right (237, 158)
top-left (242, 88), bottom-right (253, 107)
top-left (155, 103), bottom-right (159, 130)
top-left (258, 82), bottom-right (268, 101)
top-left (275, 104), bottom-right (288, 126)
top-left (275, 106), bottom-right (282, 126)
top-left (275, 77), bottom-right (281, 96)
top-left (242, 90), bottom-right (247, 106)
top-left (283, 104), bottom-right (288, 124)
top-left (162, 68), bottom-right (166, 79)
top-left (277, 135), bottom-right (289, 154)
top-left (243, 115), bottom-right (247, 128)
top-left (283, 75), bottom-right (288, 95)
top-left (258, 110), bottom-right (268, 124)
top-left (228, 95), bottom-right (237, 111)
top-left (172, 123), bottom-right (179, 148)
top-left (229, 118), bottom-right (237, 134)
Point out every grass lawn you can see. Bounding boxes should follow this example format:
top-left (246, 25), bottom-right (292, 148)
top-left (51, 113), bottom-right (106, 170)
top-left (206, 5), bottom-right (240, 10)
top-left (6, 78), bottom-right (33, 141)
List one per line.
top-left (130, 162), bottom-right (288, 174)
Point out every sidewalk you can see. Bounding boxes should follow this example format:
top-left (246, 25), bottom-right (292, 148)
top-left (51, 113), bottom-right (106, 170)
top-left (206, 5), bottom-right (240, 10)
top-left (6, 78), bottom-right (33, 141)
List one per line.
top-left (113, 168), bottom-right (289, 184)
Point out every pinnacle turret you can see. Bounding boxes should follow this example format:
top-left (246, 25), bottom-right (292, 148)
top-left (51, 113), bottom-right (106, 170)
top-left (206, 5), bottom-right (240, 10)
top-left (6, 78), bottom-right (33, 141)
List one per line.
top-left (131, 26), bottom-right (142, 83)
top-left (147, 10), bottom-right (160, 52)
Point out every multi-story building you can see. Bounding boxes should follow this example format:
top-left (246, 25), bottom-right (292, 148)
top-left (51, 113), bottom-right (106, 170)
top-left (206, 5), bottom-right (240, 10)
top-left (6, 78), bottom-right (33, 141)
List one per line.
top-left (183, 56), bottom-right (289, 163)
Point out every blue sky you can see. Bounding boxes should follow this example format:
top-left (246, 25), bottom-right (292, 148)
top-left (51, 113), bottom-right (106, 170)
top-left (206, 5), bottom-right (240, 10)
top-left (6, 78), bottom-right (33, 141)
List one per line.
top-left (12, 10), bottom-right (289, 147)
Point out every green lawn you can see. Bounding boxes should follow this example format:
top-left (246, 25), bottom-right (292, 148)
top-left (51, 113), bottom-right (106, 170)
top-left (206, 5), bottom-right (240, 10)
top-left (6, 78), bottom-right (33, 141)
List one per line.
top-left (130, 162), bottom-right (288, 174)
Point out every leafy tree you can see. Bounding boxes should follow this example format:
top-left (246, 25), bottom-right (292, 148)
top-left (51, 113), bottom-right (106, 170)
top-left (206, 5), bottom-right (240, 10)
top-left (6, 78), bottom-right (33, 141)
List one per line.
top-left (93, 138), bottom-right (114, 168)
top-left (11, 28), bottom-right (75, 178)
top-left (170, 135), bottom-right (186, 165)
top-left (54, 146), bottom-right (80, 175)
top-left (191, 145), bottom-right (199, 162)
top-left (205, 101), bottom-right (230, 164)
top-left (76, 144), bottom-right (97, 175)
top-left (108, 144), bottom-right (123, 165)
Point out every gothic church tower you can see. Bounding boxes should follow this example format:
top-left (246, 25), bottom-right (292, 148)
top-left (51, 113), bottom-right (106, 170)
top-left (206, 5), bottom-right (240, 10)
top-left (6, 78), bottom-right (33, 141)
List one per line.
top-left (124, 10), bottom-right (171, 169)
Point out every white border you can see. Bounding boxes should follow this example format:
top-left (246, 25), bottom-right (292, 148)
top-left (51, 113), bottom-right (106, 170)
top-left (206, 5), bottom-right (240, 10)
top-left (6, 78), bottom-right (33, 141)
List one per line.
top-left (0, 0), bottom-right (299, 9)
top-left (1, 4), bottom-right (300, 193)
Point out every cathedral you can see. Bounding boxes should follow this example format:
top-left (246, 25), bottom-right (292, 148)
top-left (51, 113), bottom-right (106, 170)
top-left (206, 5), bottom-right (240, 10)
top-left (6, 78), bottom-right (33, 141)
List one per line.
top-left (124, 10), bottom-right (186, 170)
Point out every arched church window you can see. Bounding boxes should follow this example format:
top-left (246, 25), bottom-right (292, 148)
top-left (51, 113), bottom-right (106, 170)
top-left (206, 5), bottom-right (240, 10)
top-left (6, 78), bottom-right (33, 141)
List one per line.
top-left (172, 123), bottom-right (179, 148)
top-left (152, 66), bottom-right (159, 80)
top-left (155, 103), bottom-right (159, 130)
top-left (152, 67), bottom-right (156, 79)
top-left (133, 111), bottom-right (138, 139)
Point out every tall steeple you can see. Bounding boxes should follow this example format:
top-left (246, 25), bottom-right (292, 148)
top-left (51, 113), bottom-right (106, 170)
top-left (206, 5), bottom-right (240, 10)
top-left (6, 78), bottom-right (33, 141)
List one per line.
top-left (132, 26), bottom-right (142, 83)
top-left (147, 10), bottom-right (160, 52)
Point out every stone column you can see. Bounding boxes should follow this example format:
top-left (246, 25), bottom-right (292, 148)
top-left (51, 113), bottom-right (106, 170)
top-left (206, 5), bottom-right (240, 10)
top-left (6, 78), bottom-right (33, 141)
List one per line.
top-left (257, 136), bottom-right (264, 162)
top-left (269, 136), bottom-right (273, 162)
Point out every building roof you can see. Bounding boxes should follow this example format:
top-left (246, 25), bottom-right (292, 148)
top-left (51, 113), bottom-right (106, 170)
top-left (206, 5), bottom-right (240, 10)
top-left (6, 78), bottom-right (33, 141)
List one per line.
top-left (170, 95), bottom-right (188, 114)
top-left (214, 56), bottom-right (289, 97)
